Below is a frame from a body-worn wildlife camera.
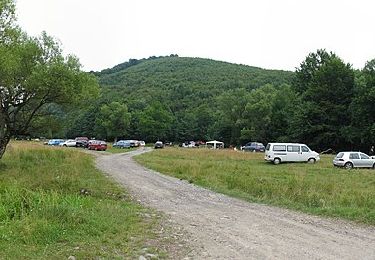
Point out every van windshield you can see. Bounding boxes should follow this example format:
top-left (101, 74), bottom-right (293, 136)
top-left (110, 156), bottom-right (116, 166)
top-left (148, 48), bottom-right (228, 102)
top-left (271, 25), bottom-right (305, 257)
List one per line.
top-left (266, 144), bottom-right (270, 151)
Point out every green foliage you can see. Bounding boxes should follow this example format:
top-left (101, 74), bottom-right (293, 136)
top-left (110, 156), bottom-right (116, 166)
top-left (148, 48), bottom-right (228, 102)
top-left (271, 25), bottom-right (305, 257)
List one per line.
top-left (348, 60), bottom-right (375, 149)
top-left (95, 101), bottom-right (131, 140)
top-left (0, 1), bottom-right (99, 158)
top-left (242, 84), bottom-right (276, 142)
top-left (90, 56), bottom-right (293, 144)
top-left (63, 51), bottom-right (373, 152)
top-left (138, 102), bottom-right (174, 142)
top-left (292, 49), bottom-right (356, 150)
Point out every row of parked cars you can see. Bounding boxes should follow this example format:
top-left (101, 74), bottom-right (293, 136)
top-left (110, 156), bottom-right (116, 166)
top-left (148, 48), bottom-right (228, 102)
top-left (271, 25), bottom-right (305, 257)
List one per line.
top-left (46, 137), bottom-right (108, 151)
top-left (242, 142), bottom-right (375, 169)
top-left (113, 140), bottom-right (145, 149)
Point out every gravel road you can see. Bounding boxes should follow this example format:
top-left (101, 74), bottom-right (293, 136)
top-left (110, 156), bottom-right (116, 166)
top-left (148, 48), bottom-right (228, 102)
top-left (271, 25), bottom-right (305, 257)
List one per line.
top-left (95, 149), bottom-right (375, 259)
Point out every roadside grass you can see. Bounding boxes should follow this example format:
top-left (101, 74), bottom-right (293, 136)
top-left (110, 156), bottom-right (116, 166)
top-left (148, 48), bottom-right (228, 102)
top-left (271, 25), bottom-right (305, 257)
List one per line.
top-left (0, 141), bottom-right (163, 259)
top-left (135, 148), bottom-right (375, 225)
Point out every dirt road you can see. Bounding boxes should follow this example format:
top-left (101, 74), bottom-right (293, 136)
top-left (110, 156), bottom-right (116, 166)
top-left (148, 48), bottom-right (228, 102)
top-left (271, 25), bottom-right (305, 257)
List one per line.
top-left (96, 149), bottom-right (375, 259)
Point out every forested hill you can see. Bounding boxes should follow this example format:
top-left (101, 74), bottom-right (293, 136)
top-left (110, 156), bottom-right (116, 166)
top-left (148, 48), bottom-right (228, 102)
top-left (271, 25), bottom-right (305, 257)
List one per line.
top-left (33, 51), bottom-right (375, 151)
top-left (97, 56), bottom-right (293, 99)
top-left (86, 56), bottom-right (294, 144)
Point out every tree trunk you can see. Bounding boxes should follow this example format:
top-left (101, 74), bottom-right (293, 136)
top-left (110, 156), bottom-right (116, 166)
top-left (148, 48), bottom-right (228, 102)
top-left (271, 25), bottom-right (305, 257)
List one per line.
top-left (0, 133), bottom-right (10, 159)
top-left (0, 111), bottom-right (11, 159)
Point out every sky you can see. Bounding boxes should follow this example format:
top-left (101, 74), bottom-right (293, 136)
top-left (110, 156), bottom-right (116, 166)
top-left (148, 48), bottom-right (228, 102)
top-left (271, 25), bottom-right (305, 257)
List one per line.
top-left (16, 0), bottom-right (375, 72)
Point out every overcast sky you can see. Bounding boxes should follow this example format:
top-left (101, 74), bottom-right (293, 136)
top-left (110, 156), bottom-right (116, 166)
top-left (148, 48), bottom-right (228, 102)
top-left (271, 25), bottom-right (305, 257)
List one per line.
top-left (16, 0), bottom-right (375, 72)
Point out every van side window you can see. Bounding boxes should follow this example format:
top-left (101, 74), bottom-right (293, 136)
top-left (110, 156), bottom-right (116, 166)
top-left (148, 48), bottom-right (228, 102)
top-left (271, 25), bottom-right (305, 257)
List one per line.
top-left (349, 153), bottom-right (360, 159)
top-left (273, 145), bottom-right (286, 151)
top-left (287, 145), bottom-right (300, 152)
top-left (301, 146), bottom-right (309, 152)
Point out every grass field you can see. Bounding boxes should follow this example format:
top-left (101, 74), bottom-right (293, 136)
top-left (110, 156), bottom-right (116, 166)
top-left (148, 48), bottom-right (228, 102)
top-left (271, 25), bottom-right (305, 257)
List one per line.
top-left (135, 148), bottom-right (375, 225)
top-left (0, 141), bottom-right (164, 259)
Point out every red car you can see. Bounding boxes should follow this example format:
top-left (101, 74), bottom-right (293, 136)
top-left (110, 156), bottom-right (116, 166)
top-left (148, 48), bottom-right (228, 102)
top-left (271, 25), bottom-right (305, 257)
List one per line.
top-left (87, 140), bottom-right (107, 151)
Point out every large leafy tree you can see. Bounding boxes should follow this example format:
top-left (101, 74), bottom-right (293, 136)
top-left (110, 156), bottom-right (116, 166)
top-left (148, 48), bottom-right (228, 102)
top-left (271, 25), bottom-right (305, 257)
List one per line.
top-left (241, 84), bottom-right (276, 144)
top-left (348, 59), bottom-right (375, 151)
top-left (138, 102), bottom-right (173, 142)
top-left (95, 101), bottom-right (131, 141)
top-left (0, 0), bottom-right (99, 159)
top-left (292, 49), bottom-right (355, 150)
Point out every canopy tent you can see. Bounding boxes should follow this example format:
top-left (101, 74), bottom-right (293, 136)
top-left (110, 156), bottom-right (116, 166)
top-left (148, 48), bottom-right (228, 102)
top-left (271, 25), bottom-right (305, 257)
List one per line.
top-left (206, 140), bottom-right (224, 149)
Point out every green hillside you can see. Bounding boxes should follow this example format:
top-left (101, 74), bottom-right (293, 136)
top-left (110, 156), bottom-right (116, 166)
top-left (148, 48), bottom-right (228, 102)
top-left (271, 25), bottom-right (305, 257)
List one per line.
top-left (35, 51), bottom-right (375, 151)
top-left (98, 56), bottom-right (293, 107)
top-left (81, 56), bottom-right (293, 144)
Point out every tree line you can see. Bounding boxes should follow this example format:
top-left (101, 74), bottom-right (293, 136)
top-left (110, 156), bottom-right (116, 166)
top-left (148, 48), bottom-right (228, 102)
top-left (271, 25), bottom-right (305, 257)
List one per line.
top-left (64, 52), bottom-right (374, 153)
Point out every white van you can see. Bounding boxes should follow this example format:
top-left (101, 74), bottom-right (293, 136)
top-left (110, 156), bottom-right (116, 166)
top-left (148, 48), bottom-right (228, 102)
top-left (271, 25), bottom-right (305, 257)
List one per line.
top-left (265, 143), bottom-right (320, 164)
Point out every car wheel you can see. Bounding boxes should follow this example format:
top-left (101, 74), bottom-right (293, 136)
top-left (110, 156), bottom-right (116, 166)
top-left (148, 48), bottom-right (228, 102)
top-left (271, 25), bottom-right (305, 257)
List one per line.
top-left (307, 158), bottom-right (316, 164)
top-left (344, 162), bottom-right (353, 169)
top-left (372, 163), bottom-right (375, 170)
top-left (273, 158), bottom-right (281, 165)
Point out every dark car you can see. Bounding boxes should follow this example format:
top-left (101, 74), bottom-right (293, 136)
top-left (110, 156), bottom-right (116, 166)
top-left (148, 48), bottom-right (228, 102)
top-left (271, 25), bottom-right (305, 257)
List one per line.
top-left (88, 140), bottom-right (107, 151)
top-left (241, 142), bottom-right (265, 152)
top-left (154, 141), bottom-right (164, 149)
top-left (75, 137), bottom-right (89, 148)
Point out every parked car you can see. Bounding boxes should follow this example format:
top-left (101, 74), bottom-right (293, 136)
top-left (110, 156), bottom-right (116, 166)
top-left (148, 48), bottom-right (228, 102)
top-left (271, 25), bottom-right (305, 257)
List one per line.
top-left (75, 137), bottom-right (89, 148)
top-left (333, 151), bottom-right (375, 169)
top-left (154, 141), bottom-right (164, 149)
top-left (242, 142), bottom-right (265, 152)
top-left (88, 140), bottom-right (107, 151)
top-left (182, 141), bottom-right (196, 148)
top-left (60, 139), bottom-right (77, 147)
top-left (129, 140), bottom-right (139, 147)
top-left (265, 143), bottom-right (320, 164)
top-left (47, 139), bottom-right (65, 146)
top-left (113, 140), bottom-right (131, 149)
top-left (138, 141), bottom-right (146, 147)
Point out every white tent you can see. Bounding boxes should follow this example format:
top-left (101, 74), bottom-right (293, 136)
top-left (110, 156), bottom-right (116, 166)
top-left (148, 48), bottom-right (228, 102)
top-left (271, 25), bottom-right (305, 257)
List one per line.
top-left (206, 140), bottom-right (224, 149)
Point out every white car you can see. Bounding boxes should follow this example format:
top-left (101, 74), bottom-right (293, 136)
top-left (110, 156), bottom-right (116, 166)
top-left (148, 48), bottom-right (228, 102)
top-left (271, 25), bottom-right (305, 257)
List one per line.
top-left (333, 152), bottom-right (375, 169)
top-left (60, 139), bottom-right (77, 147)
top-left (265, 143), bottom-right (320, 165)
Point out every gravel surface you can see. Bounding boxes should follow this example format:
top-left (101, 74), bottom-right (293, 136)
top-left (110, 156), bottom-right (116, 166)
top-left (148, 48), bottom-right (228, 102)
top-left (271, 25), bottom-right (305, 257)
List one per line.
top-left (95, 148), bottom-right (375, 259)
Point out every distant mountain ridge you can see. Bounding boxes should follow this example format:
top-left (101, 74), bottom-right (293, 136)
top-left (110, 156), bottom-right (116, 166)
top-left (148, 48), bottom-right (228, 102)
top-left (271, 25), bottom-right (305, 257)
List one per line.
top-left (96, 56), bottom-right (294, 96)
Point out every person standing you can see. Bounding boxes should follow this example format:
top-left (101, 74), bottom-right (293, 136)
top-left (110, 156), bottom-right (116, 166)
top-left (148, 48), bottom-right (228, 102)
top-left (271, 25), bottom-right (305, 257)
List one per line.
top-left (370, 146), bottom-right (374, 156)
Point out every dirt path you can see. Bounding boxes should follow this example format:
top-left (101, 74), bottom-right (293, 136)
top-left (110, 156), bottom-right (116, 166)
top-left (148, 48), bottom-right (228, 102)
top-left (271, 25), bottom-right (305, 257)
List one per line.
top-left (96, 149), bottom-right (375, 259)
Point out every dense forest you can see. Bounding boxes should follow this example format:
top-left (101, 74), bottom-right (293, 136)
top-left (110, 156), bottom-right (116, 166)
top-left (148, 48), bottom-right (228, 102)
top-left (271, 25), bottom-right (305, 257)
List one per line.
top-left (30, 51), bottom-right (375, 153)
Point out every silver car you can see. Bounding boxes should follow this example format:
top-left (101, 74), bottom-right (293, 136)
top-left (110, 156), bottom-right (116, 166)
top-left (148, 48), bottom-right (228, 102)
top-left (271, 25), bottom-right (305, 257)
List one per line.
top-left (333, 151), bottom-right (375, 169)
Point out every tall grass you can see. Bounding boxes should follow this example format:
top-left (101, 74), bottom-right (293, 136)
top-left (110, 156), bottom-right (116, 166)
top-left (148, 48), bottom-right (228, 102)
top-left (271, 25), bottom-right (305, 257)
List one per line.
top-left (0, 142), bottom-right (161, 259)
top-left (136, 148), bottom-right (375, 225)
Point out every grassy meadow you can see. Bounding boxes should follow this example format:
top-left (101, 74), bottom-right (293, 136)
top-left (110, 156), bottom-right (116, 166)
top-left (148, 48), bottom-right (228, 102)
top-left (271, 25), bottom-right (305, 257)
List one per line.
top-left (0, 141), bottom-right (163, 259)
top-left (136, 148), bottom-right (375, 225)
